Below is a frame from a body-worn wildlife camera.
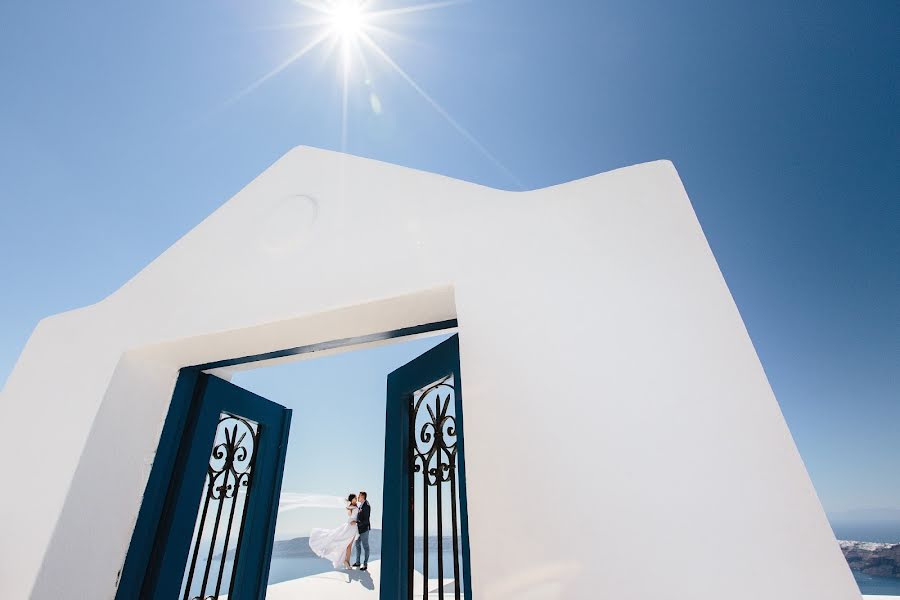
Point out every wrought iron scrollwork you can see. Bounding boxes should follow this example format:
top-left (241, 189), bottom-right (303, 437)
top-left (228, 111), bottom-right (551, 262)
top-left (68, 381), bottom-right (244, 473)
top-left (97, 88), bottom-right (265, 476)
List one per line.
top-left (410, 374), bottom-right (463, 600)
top-left (412, 375), bottom-right (458, 486)
top-left (182, 413), bottom-right (260, 600)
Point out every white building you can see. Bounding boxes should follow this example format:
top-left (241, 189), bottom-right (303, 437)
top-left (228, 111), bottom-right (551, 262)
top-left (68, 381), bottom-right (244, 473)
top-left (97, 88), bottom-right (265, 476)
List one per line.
top-left (0, 147), bottom-right (863, 599)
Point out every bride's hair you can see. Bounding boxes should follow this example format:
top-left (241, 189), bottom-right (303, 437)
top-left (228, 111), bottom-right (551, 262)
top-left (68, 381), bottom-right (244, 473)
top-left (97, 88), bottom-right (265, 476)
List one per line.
top-left (347, 493), bottom-right (357, 503)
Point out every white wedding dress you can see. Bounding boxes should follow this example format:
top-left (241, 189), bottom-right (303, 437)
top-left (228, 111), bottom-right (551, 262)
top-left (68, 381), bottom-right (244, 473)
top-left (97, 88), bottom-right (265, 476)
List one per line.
top-left (309, 505), bottom-right (360, 568)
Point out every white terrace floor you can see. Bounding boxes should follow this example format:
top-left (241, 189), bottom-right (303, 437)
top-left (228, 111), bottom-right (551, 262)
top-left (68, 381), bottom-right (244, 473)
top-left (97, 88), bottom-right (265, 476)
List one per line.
top-left (264, 563), bottom-right (377, 600)
top-left (263, 561), bottom-right (888, 600)
top-left (265, 560), bottom-right (456, 599)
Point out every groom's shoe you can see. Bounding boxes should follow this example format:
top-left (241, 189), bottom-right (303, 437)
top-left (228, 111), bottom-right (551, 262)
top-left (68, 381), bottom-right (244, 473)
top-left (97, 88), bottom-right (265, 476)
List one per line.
top-left (360, 564), bottom-right (368, 571)
top-left (352, 562), bottom-right (361, 568)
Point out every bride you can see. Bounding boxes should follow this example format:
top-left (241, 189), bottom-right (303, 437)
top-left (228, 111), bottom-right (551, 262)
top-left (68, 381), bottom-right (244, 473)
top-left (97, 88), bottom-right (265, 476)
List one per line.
top-left (309, 493), bottom-right (360, 569)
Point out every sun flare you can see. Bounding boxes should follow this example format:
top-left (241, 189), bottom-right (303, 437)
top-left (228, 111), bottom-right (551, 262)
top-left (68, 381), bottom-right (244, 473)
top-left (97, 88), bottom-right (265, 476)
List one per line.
top-left (231, 0), bottom-right (521, 187)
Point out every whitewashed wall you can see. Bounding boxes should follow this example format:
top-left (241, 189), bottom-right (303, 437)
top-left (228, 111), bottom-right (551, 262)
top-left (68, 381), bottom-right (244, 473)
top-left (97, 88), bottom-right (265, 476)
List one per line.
top-left (0, 147), bottom-right (860, 599)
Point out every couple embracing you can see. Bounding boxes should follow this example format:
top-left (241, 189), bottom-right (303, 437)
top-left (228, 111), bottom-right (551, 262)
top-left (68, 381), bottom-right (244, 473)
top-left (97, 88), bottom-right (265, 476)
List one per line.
top-left (308, 491), bottom-right (372, 571)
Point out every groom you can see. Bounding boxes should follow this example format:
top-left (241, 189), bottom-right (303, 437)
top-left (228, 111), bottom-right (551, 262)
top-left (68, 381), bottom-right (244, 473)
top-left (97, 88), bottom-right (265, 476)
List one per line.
top-left (352, 491), bottom-right (371, 570)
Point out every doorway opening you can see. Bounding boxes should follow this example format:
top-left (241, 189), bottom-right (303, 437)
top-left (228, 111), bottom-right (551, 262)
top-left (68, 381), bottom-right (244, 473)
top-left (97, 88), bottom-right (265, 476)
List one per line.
top-left (118, 323), bottom-right (472, 600)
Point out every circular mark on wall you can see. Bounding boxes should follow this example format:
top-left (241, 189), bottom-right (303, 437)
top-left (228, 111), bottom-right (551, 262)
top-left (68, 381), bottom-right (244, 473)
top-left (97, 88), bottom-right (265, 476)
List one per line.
top-left (259, 194), bottom-right (319, 254)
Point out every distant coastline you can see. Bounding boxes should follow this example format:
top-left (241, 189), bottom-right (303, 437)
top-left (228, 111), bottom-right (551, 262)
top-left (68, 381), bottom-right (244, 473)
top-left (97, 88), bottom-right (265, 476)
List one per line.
top-left (840, 540), bottom-right (900, 579)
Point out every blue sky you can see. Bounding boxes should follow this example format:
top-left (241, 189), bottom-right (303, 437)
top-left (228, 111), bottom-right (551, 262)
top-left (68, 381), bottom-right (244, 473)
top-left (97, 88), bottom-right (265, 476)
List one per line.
top-left (0, 0), bottom-right (897, 522)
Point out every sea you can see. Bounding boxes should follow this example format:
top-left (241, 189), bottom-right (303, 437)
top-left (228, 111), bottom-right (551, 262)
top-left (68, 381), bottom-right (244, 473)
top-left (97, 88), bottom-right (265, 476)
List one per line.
top-left (853, 570), bottom-right (900, 596)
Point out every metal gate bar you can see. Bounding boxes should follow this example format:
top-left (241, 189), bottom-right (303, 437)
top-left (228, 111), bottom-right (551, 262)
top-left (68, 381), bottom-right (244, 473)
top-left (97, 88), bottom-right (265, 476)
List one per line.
top-left (410, 375), bottom-right (462, 599)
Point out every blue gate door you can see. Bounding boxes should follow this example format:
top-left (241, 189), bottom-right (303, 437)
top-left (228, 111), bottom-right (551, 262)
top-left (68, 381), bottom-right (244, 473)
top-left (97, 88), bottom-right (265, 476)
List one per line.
top-left (382, 334), bottom-right (473, 600)
top-left (118, 372), bottom-right (291, 600)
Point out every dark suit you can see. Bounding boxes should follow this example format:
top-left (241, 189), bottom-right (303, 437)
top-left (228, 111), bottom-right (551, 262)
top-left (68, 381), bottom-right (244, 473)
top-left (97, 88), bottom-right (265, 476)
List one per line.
top-left (355, 500), bottom-right (371, 565)
top-left (357, 500), bottom-right (371, 534)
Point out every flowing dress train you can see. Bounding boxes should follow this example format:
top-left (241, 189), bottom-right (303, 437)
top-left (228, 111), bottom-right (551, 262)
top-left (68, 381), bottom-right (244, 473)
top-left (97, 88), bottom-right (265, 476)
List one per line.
top-left (309, 505), bottom-right (359, 568)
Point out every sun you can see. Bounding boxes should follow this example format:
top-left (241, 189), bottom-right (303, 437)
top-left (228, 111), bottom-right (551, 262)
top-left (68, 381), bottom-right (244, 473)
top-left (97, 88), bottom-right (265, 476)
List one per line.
top-left (326, 0), bottom-right (368, 41)
top-left (322, 0), bottom-right (370, 74)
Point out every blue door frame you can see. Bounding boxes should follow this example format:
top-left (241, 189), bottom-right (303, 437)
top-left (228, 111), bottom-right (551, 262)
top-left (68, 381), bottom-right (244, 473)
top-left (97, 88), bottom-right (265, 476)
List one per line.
top-left (116, 371), bottom-right (291, 600)
top-left (115, 320), bottom-right (460, 599)
top-left (381, 334), bottom-right (473, 599)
